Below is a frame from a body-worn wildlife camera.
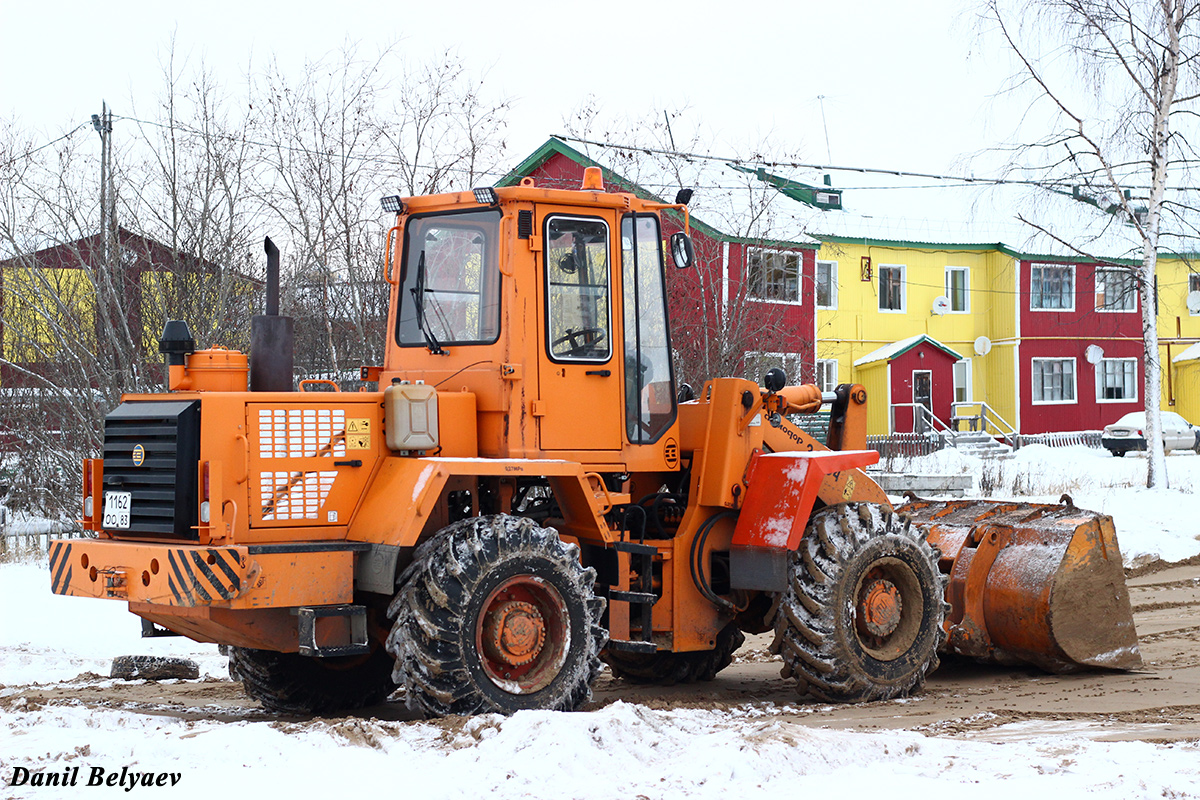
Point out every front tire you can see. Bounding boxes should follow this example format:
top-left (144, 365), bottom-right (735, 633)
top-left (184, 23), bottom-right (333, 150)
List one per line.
top-left (773, 503), bottom-right (947, 703)
top-left (387, 515), bottom-right (607, 717)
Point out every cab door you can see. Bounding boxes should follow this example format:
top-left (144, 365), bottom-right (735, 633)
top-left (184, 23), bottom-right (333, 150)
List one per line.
top-left (535, 211), bottom-right (624, 451)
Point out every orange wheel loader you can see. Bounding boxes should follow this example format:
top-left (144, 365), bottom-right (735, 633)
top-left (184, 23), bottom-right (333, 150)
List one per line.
top-left (48, 169), bottom-right (1140, 716)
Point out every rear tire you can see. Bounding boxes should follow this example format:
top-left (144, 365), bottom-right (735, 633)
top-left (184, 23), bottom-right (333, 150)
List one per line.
top-left (603, 622), bottom-right (745, 685)
top-left (387, 515), bottom-right (607, 717)
top-left (773, 503), bottom-right (946, 704)
top-left (229, 645), bottom-right (397, 715)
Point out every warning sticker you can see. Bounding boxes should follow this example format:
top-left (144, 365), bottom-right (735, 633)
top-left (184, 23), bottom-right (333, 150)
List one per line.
top-left (346, 418), bottom-right (371, 449)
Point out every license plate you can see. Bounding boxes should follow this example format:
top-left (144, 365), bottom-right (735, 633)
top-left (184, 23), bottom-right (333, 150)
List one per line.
top-left (102, 491), bottom-right (132, 528)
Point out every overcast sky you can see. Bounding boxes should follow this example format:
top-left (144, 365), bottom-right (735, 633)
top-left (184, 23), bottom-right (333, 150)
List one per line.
top-left (0, 0), bottom-right (1009, 179)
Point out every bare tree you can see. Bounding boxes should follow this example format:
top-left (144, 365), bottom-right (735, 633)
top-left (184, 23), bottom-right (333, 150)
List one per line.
top-left (986, 0), bottom-right (1200, 488)
top-left (252, 44), bottom-right (510, 380)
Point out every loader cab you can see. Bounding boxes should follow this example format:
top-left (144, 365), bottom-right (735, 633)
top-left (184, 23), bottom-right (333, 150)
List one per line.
top-left (384, 182), bottom-right (685, 471)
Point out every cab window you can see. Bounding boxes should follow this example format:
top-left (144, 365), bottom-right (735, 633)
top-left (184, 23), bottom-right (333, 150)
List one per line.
top-left (622, 214), bottom-right (676, 443)
top-left (545, 216), bottom-right (611, 362)
top-left (396, 209), bottom-right (501, 348)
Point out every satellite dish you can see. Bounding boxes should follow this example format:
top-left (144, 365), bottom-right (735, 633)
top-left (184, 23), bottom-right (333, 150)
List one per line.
top-left (974, 336), bottom-right (992, 356)
top-left (932, 296), bottom-right (950, 316)
top-left (1085, 344), bottom-right (1105, 365)
top-left (1188, 291), bottom-right (1200, 314)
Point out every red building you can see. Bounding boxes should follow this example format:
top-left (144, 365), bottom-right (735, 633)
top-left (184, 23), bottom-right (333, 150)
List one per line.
top-left (1017, 259), bottom-right (1144, 434)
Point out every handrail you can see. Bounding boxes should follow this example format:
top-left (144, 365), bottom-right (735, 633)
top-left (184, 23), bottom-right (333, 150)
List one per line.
top-left (951, 401), bottom-right (1017, 447)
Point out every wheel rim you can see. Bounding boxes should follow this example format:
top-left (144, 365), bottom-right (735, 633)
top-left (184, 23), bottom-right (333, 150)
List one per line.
top-left (475, 576), bottom-right (569, 694)
top-left (853, 557), bottom-right (924, 661)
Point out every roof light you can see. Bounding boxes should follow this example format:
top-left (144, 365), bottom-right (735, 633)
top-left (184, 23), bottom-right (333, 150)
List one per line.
top-left (473, 187), bottom-right (499, 205)
top-left (381, 195), bottom-right (405, 214)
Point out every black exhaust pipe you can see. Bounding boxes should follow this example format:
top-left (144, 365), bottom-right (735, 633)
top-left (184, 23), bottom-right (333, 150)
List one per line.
top-left (250, 236), bottom-right (294, 391)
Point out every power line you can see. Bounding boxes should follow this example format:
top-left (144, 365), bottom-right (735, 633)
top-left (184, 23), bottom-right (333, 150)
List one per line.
top-left (0, 124), bottom-right (90, 169)
top-left (552, 134), bottom-right (1200, 194)
top-left (112, 113), bottom-right (515, 181)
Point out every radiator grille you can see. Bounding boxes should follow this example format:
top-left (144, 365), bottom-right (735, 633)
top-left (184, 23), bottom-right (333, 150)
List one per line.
top-left (102, 400), bottom-right (200, 539)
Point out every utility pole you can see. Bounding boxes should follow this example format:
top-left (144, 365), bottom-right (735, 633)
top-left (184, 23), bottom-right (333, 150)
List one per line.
top-left (91, 102), bottom-right (115, 267)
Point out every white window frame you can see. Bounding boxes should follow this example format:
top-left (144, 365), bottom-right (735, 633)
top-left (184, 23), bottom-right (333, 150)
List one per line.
top-left (1031, 357), bottom-right (1078, 405)
top-left (1030, 263), bottom-right (1076, 312)
top-left (816, 359), bottom-right (839, 392)
top-left (746, 247), bottom-right (803, 305)
top-left (945, 266), bottom-right (970, 313)
top-left (1094, 267), bottom-right (1137, 313)
top-left (878, 264), bottom-right (906, 313)
top-left (816, 260), bottom-right (838, 310)
top-left (1096, 357), bottom-right (1138, 403)
top-left (1190, 274), bottom-right (1200, 316)
top-left (953, 358), bottom-right (972, 404)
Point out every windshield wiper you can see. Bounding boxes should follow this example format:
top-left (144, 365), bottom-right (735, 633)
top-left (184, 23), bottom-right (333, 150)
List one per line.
top-left (410, 250), bottom-right (448, 355)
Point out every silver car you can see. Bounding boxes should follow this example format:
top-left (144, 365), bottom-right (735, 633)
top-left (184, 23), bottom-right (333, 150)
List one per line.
top-left (1101, 411), bottom-right (1200, 456)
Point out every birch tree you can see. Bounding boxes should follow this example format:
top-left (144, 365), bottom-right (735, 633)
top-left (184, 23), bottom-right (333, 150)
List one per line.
top-left (986, 0), bottom-right (1200, 488)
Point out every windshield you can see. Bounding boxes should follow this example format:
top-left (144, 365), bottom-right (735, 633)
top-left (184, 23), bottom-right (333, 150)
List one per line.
top-left (396, 209), bottom-right (502, 348)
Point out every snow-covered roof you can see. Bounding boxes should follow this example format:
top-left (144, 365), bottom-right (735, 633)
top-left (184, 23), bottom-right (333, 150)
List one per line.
top-left (854, 334), bottom-right (963, 367)
top-left (504, 138), bottom-right (1200, 262)
top-left (1173, 341), bottom-right (1200, 363)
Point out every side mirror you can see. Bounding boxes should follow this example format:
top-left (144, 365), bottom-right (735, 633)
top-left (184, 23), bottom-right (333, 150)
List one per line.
top-left (669, 232), bottom-right (695, 269)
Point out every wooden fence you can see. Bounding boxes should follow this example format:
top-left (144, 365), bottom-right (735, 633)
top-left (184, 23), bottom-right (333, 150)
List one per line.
top-left (866, 433), bottom-right (947, 459)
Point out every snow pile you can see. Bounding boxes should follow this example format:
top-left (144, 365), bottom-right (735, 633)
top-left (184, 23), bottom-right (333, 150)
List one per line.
top-left (2, 700), bottom-right (1197, 799)
top-left (895, 445), bottom-right (1200, 565)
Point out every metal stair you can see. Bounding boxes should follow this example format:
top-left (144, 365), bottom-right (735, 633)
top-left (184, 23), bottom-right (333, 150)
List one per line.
top-left (948, 429), bottom-right (1012, 457)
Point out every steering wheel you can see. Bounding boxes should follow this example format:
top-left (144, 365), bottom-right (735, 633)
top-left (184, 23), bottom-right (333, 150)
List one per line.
top-left (552, 327), bottom-right (606, 357)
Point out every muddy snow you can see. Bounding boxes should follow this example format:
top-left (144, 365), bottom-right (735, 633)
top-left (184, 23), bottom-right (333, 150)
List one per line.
top-left (2, 445), bottom-right (1200, 798)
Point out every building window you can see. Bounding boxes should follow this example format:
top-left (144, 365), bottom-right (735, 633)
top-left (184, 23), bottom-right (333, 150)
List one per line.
top-left (878, 264), bottom-right (905, 312)
top-left (1030, 264), bottom-right (1075, 310)
top-left (953, 359), bottom-right (971, 404)
top-left (816, 359), bottom-right (838, 392)
top-left (945, 267), bottom-right (969, 312)
top-left (1190, 274), bottom-right (1200, 316)
top-left (1031, 358), bottom-right (1077, 403)
top-left (1095, 267), bottom-right (1137, 312)
top-left (747, 248), bottom-right (801, 303)
top-left (816, 261), bottom-right (837, 309)
top-left (745, 351), bottom-right (808, 386)
top-left (1097, 358), bottom-right (1137, 401)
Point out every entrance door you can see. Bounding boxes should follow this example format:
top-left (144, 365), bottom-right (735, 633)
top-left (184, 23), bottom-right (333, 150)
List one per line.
top-left (913, 370), bottom-right (932, 433)
top-left (536, 211), bottom-right (624, 451)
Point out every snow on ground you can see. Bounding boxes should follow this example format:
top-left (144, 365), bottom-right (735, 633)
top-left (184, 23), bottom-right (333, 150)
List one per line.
top-left (2, 698), bottom-right (1198, 799)
top-left (3, 444), bottom-right (1200, 797)
top-left (887, 444), bottom-right (1200, 565)
top-left (0, 562), bottom-right (227, 686)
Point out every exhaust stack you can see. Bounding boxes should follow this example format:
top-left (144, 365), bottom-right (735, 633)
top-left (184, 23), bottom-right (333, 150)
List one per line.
top-left (250, 236), bottom-right (294, 392)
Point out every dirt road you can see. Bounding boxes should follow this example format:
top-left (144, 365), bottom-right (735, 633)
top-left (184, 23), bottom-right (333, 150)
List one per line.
top-left (8, 560), bottom-right (1199, 743)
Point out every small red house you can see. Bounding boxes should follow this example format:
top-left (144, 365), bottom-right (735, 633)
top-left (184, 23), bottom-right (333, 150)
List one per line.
top-left (853, 334), bottom-right (963, 433)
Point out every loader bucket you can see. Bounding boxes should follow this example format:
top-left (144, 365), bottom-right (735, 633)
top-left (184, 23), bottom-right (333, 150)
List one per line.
top-left (898, 497), bottom-right (1141, 673)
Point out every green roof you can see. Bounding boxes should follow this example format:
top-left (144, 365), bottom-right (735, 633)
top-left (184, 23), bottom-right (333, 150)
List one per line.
top-left (499, 138), bottom-right (818, 249)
